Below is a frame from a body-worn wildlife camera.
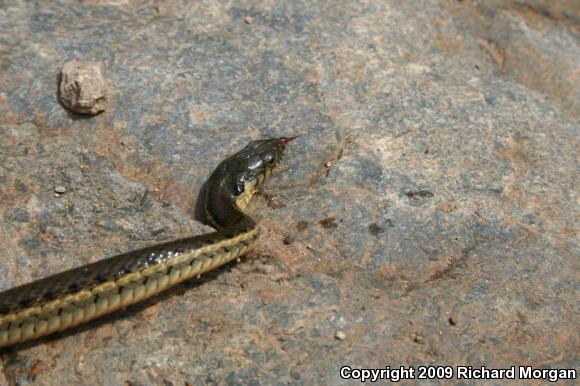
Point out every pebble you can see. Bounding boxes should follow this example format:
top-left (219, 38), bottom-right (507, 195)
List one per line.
top-left (334, 331), bottom-right (346, 340)
top-left (54, 185), bottom-right (66, 194)
top-left (59, 61), bottom-right (108, 115)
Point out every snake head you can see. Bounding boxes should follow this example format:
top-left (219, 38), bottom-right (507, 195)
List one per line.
top-left (230, 137), bottom-right (296, 195)
top-left (205, 136), bottom-right (298, 232)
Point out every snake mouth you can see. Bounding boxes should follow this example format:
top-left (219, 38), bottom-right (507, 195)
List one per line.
top-left (282, 134), bottom-right (301, 144)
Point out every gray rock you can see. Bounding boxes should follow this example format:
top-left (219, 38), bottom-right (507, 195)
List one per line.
top-left (0, 1), bottom-right (578, 385)
top-left (59, 61), bottom-right (108, 115)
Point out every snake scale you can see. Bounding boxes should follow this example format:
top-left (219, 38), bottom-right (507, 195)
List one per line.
top-left (0, 137), bottom-right (294, 348)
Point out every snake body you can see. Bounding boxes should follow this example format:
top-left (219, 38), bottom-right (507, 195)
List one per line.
top-left (0, 137), bottom-right (291, 348)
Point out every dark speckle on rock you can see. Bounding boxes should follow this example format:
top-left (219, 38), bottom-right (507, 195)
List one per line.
top-left (405, 189), bottom-right (434, 199)
top-left (368, 223), bottom-right (384, 236)
top-left (296, 220), bottom-right (308, 232)
top-left (319, 217), bottom-right (338, 229)
top-left (18, 237), bottom-right (42, 249)
top-left (282, 235), bottom-right (294, 245)
top-left (6, 208), bottom-right (31, 223)
top-left (14, 180), bottom-right (29, 193)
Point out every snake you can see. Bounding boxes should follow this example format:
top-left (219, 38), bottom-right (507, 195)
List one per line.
top-left (0, 137), bottom-right (295, 348)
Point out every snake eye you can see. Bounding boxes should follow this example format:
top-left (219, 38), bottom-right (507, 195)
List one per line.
top-left (265, 153), bottom-right (276, 165)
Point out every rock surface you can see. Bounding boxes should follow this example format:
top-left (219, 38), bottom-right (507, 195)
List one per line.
top-left (0, 1), bottom-right (578, 385)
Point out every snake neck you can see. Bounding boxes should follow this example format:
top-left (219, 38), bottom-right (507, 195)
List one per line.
top-left (204, 173), bottom-right (259, 236)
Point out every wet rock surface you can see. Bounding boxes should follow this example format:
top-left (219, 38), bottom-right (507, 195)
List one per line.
top-left (0, 1), bottom-right (578, 385)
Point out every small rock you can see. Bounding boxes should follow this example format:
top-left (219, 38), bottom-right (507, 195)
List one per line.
top-left (59, 61), bottom-right (108, 115)
top-left (244, 16), bottom-right (254, 24)
top-left (54, 185), bottom-right (67, 194)
top-left (255, 263), bottom-right (276, 275)
top-left (412, 333), bottom-right (425, 344)
top-left (334, 331), bottom-right (346, 340)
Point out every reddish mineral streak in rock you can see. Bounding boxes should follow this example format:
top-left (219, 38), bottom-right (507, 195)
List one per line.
top-left (59, 61), bottom-right (108, 115)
